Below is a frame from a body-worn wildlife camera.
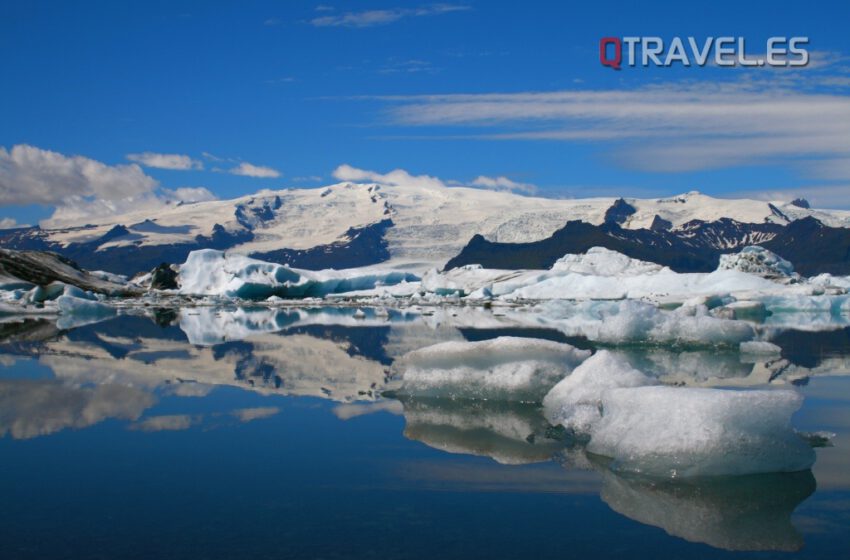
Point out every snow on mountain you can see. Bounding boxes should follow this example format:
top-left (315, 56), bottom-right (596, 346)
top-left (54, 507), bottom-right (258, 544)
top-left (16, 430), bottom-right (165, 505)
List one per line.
top-left (4, 180), bottom-right (850, 275)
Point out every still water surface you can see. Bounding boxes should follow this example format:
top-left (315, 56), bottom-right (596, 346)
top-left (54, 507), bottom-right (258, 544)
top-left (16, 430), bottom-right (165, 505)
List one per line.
top-left (1, 310), bottom-right (848, 559)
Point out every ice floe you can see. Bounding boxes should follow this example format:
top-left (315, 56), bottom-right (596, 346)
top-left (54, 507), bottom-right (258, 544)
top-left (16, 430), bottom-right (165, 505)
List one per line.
top-left (587, 387), bottom-right (814, 477)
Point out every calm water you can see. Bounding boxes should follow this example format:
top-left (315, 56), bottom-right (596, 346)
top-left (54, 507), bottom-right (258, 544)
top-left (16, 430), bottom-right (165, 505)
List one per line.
top-left (1, 309), bottom-right (849, 559)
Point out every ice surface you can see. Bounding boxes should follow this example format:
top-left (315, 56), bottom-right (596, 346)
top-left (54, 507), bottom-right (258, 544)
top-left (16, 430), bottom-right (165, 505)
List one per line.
top-left (178, 249), bottom-right (417, 299)
top-left (587, 386), bottom-right (815, 477)
top-left (396, 336), bottom-right (591, 401)
top-left (412, 246), bottom-right (787, 303)
top-left (56, 285), bottom-right (116, 329)
top-left (551, 247), bottom-right (668, 276)
top-left (543, 351), bottom-right (656, 434)
top-left (717, 246), bottom-right (796, 278)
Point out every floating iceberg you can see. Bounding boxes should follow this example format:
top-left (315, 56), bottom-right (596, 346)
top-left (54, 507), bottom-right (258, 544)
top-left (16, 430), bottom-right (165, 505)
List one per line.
top-left (178, 249), bottom-right (418, 299)
top-left (587, 386), bottom-right (815, 477)
top-left (396, 336), bottom-right (591, 401)
top-left (543, 351), bottom-right (656, 434)
top-left (56, 285), bottom-right (116, 329)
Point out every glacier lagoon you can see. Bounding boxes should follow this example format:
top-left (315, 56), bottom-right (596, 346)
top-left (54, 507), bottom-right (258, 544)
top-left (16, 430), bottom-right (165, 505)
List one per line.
top-left (1, 306), bottom-right (849, 559)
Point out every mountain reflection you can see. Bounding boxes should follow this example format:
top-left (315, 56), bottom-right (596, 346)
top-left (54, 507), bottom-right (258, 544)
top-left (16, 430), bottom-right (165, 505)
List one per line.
top-left (0, 309), bottom-right (840, 552)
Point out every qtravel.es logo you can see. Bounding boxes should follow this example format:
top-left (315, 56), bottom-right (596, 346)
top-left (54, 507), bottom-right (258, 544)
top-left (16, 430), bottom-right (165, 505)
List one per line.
top-left (599, 36), bottom-right (809, 70)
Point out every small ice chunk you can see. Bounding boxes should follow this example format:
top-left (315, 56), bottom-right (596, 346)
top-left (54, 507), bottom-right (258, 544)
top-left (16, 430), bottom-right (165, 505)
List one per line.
top-left (587, 387), bottom-right (815, 477)
top-left (397, 337), bottom-right (591, 402)
top-left (543, 351), bottom-right (656, 434)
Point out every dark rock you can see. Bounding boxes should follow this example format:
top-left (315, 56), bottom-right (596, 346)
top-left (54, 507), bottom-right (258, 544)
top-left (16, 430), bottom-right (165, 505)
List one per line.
top-left (650, 215), bottom-right (673, 231)
top-left (150, 263), bottom-right (178, 290)
top-left (604, 198), bottom-right (637, 225)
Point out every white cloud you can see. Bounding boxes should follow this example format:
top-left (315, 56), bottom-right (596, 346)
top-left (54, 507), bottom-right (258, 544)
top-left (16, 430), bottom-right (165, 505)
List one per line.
top-left (1, 144), bottom-right (159, 206)
top-left (333, 164), bottom-right (537, 194)
top-left (231, 407), bottom-right (280, 423)
top-left (131, 414), bottom-right (198, 432)
top-left (159, 186), bottom-right (218, 204)
top-left (0, 217), bottom-right (24, 229)
top-left (333, 164), bottom-right (446, 189)
top-left (379, 77), bottom-right (850, 177)
top-left (0, 144), bottom-right (219, 227)
top-left (311, 4), bottom-right (469, 28)
top-left (471, 175), bottom-right (536, 194)
top-left (228, 162), bottom-right (282, 178)
top-left (126, 152), bottom-right (203, 170)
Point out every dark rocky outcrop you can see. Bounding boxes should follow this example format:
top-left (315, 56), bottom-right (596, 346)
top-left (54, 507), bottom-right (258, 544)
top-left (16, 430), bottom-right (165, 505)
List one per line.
top-left (604, 198), bottom-right (637, 225)
top-left (0, 248), bottom-right (139, 296)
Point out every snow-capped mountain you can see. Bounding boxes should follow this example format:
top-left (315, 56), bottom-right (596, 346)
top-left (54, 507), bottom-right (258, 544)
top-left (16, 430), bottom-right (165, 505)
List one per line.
top-left (1, 181), bottom-right (849, 276)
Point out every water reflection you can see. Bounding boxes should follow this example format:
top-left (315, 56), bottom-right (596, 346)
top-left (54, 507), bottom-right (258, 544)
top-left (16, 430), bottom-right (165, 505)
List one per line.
top-left (1, 308), bottom-right (848, 553)
top-left (597, 468), bottom-right (816, 551)
top-left (398, 397), bottom-right (562, 465)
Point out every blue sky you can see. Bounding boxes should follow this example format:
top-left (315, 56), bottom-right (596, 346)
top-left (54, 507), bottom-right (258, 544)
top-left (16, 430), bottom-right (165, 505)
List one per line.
top-left (2, 0), bottom-right (850, 226)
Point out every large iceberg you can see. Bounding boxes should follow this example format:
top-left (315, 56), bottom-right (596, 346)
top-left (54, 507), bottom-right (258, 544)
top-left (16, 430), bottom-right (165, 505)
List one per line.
top-left (395, 336), bottom-right (591, 401)
top-left (178, 249), bottom-right (418, 299)
top-left (587, 387), bottom-right (815, 477)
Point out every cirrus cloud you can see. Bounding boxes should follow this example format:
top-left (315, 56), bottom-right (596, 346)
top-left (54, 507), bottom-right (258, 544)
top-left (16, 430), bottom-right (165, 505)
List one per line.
top-left (310, 4), bottom-right (469, 28)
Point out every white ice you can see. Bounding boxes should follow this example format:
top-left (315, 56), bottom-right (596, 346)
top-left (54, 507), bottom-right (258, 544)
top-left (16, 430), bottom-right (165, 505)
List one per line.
top-left (177, 249), bottom-right (417, 299)
top-left (587, 386), bottom-right (814, 477)
top-left (543, 351), bottom-right (656, 434)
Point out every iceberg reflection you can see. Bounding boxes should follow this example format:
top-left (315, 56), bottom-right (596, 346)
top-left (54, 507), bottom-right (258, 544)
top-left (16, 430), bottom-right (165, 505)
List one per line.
top-left (597, 467), bottom-right (816, 552)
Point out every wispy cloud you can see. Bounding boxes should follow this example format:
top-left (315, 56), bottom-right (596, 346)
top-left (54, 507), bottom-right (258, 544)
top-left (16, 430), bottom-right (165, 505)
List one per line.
top-left (228, 162), bottom-right (282, 178)
top-left (127, 152), bottom-right (203, 170)
top-left (310, 4), bottom-right (469, 28)
top-left (375, 69), bottom-right (850, 178)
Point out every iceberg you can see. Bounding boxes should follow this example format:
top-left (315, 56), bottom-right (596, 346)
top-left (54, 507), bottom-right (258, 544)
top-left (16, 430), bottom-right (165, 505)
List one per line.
top-left (717, 246), bottom-right (796, 278)
top-left (178, 249), bottom-right (418, 299)
top-left (543, 351), bottom-right (656, 434)
top-left (396, 336), bottom-right (591, 402)
top-left (55, 285), bottom-right (116, 329)
top-left (587, 386), bottom-right (815, 477)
